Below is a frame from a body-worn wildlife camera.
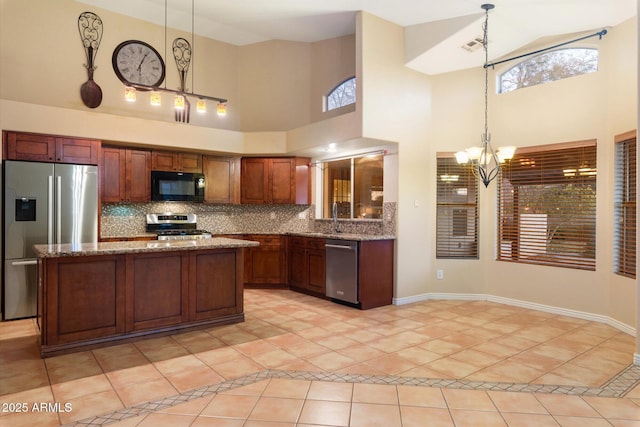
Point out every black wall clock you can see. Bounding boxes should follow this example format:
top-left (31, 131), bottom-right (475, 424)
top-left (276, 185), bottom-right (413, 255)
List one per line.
top-left (112, 40), bottom-right (165, 88)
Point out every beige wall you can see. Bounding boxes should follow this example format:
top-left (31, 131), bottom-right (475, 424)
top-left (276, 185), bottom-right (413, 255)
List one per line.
top-left (1, 0), bottom-right (637, 340)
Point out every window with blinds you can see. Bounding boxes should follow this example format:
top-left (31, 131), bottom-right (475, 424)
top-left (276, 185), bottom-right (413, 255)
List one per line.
top-left (436, 155), bottom-right (478, 259)
top-left (497, 141), bottom-right (597, 270)
top-left (614, 131), bottom-right (637, 278)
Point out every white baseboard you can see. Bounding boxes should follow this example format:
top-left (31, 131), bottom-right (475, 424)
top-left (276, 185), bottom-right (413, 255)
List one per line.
top-left (393, 292), bottom-right (636, 337)
top-left (634, 353), bottom-right (640, 365)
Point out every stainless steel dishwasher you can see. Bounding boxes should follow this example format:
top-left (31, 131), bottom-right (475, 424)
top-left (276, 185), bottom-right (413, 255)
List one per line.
top-left (325, 239), bottom-right (358, 304)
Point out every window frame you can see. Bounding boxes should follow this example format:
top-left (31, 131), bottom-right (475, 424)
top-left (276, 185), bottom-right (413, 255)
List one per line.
top-left (498, 47), bottom-right (599, 94)
top-left (614, 130), bottom-right (637, 279)
top-left (436, 154), bottom-right (479, 259)
top-left (497, 140), bottom-right (597, 270)
top-left (325, 76), bottom-right (356, 111)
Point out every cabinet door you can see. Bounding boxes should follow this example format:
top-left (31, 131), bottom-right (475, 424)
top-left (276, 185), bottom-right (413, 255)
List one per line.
top-left (189, 249), bottom-right (242, 321)
top-left (126, 149), bottom-right (151, 202)
top-left (44, 255), bottom-right (125, 345)
top-left (5, 132), bottom-right (56, 162)
top-left (288, 246), bottom-right (307, 289)
top-left (307, 248), bottom-right (326, 294)
top-left (270, 158), bottom-right (295, 204)
top-left (179, 152), bottom-right (202, 173)
top-left (248, 248), bottom-right (283, 283)
top-left (55, 138), bottom-right (100, 164)
top-left (241, 158), bottom-right (269, 204)
top-left (126, 252), bottom-right (189, 331)
top-left (151, 151), bottom-right (178, 171)
top-left (203, 156), bottom-right (240, 204)
top-left (101, 147), bottom-right (126, 202)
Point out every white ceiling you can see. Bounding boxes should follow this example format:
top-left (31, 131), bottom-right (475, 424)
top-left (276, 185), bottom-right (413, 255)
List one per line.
top-left (77, 0), bottom-right (635, 75)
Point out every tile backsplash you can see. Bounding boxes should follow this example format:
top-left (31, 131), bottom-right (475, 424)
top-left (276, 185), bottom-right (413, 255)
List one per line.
top-left (101, 202), bottom-right (396, 238)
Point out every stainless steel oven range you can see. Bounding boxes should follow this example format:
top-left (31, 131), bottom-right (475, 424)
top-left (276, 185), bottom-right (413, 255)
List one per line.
top-left (145, 213), bottom-right (212, 240)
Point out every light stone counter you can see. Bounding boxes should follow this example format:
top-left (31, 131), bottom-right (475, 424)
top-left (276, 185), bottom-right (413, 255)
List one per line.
top-left (33, 237), bottom-right (259, 258)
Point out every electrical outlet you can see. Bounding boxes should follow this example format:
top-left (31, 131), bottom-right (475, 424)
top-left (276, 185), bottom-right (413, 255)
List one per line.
top-left (436, 269), bottom-right (444, 280)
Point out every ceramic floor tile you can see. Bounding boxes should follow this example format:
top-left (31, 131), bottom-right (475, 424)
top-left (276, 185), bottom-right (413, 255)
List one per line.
top-left (397, 385), bottom-right (447, 408)
top-left (158, 395), bottom-right (213, 415)
top-left (135, 412), bottom-right (196, 427)
top-left (0, 410), bottom-right (60, 427)
top-left (262, 378), bottom-right (311, 399)
top-left (581, 396), bottom-right (640, 420)
top-left (134, 336), bottom-right (190, 363)
top-left (306, 381), bottom-right (353, 402)
top-left (44, 351), bottom-right (103, 384)
top-left (191, 417), bottom-right (245, 427)
top-left (114, 376), bottom-right (178, 407)
top-left (352, 383), bottom-right (398, 405)
top-left (171, 330), bottom-right (227, 353)
top-left (400, 406), bottom-right (455, 427)
top-left (488, 390), bottom-right (549, 414)
top-left (58, 389), bottom-right (124, 424)
top-left (232, 339), bottom-right (280, 357)
top-left (251, 348), bottom-right (300, 368)
top-left (248, 396), bottom-right (304, 423)
top-left (207, 355), bottom-right (264, 379)
top-left (552, 416), bottom-right (613, 426)
top-left (92, 343), bottom-right (149, 372)
top-left (200, 393), bottom-right (260, 418)
top-left (350, 402), bottom-right (402, 427)
top-left (306, 351), bottom-right (357, 371)
top-left (449, 408), bottom-right (507, 427)
top-left (500, 411), bottom-right (561, 426)
top-left (298, 400), bottom-right (351, 426)
top-left (534, 394), bottom-right (601, 417)
top-left (442, 389), bottom-right (496, 411)
top-left (50, 373), bottom-right (112, 401)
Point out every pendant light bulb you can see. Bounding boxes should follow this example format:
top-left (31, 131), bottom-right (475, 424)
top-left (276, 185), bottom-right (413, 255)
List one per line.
top-left (196, 99), bottom-right (206, 113)
top-left (150, 91), bottom-right (161, 106)
top-left (124, 87), bottom-right (136, 102)
top-left (174, 94), bottom-right (185, 110)
top-left (217, 102), bottom-right (227, 116)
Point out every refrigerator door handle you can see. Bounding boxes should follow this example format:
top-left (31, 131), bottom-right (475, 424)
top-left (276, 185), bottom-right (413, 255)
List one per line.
top-left (11, 260), bottom-right (38, 266)
top-left (56, 175), bottom-right (62, 243)
top-left (48, 175), bottom-right (54, 244)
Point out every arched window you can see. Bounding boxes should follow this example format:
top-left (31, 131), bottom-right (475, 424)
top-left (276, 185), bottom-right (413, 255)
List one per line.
top-left (499, 48), bottom-right (598, 93)
top-left (326, 76), bottom-right (356, 111)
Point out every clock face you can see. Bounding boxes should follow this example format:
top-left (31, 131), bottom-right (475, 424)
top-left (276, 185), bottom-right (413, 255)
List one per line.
top-left (112, 40), bottom-right (165, 88)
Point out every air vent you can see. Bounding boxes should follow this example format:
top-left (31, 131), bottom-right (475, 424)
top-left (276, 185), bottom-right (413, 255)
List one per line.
top-left (461, 36), bottom-right (484, 52)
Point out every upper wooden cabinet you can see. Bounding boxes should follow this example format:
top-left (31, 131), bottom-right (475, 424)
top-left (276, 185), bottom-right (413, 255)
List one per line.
top-left (202, 156), bottom-right (241, 204)
top-left (152, 150), bottom-right (202, 173)
top-left (4, 131), bottom-right (100, 165)
top-left (241, 157), bottom-right (310, 205)
top-left (101, 146), bottom-right (151, 203)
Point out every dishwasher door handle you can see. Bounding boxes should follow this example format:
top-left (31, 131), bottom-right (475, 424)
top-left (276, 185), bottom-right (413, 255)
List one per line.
top-left (325, 244), bottom-right (356, 250)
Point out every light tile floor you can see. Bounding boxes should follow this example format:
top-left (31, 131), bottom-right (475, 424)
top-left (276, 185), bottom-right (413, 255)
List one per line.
top-left (1, 289), bottom-right (639, 426)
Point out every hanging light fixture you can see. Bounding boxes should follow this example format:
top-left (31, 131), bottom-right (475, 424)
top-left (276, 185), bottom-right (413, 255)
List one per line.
top-left (456, 4), bottom-right (515, 187)
top-left (116, 0), bottom-right (227, 122)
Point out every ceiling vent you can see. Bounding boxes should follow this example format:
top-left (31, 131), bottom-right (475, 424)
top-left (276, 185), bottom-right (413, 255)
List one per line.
top-left (461, 36), bottom-right (484, 52)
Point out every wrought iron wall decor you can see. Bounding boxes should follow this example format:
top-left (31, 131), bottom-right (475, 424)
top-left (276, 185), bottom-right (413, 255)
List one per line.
top-left (78, 11), bottom-right (103, 108)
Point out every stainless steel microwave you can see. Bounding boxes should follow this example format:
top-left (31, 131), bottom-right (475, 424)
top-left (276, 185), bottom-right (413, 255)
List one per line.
top-left (151, 171), bottom-right (205, 202)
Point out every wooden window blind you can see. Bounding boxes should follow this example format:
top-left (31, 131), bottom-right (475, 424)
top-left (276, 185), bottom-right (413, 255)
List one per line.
top-left (614, 131), bottom-right (637, 278)
top-left (436, 155), bottom-right (478, 259)
top-left (497, 141), bottom-right (597, 270)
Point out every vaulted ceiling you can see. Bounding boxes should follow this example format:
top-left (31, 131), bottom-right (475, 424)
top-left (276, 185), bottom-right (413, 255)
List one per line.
top-left (77, 0), bottom-right (635, 75)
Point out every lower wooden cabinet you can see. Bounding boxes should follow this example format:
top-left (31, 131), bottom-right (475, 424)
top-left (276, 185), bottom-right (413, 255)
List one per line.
top-left (288, 236), bottom-right (326, 296)
top-left (39, 248), bottom-right (244, 356)
top-left (244, 235), bottom-right (286, 286)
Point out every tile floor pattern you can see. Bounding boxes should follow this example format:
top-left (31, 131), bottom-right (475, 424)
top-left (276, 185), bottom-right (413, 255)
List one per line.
top-left (1, 289), bottom-right (639, 426)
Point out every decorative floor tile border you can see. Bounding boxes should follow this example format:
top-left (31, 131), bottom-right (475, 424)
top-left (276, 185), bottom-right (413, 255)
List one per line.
top-left (65, 364), bottom-right (640, 427)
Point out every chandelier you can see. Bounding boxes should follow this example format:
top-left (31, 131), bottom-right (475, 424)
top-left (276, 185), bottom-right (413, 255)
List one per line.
top-left (455, 4), bottom-right (515, 187)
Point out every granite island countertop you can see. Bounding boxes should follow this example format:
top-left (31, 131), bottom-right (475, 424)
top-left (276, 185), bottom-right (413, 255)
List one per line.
top-left (33, 237), bottom-right (259, 258)
top-left (100, 231), bottom-right (396, 242)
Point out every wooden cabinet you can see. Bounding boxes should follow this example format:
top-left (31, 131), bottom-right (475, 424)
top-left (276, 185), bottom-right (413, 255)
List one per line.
top-left (189, 249), bottom-right (243, 321)
top-left (288, 236), bottom-right (326, 296)
top-left (358, 240), bottom-right (394, 309)
top-left (4, 131), bottom-right (100, 165)
top-left (39, 246), bottom-right (246, 356)
top-left (41, 255), bottom-right (126, 346)
top-left (101, 146), bottom-right (151, 202)
top-left (126, 251), bottom-right (189, 331)
top-left (244, 234), bottom-right (286, 285)
top-left (241, 157), bottom-right (310, 205)
top-left (152, 150), bottom-right (202, 172)
top-left (202, 156), bottom-right (241, 204)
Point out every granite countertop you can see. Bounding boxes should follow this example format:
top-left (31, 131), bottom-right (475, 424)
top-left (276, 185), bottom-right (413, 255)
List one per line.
top-left (101, 231), bottom-right (396, 242)
top-left (33, 237), bottom-right (259, 258)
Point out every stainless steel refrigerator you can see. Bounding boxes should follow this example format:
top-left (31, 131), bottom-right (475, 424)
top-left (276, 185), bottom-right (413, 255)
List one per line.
top-left (3, 160), bottom-right (98, 320)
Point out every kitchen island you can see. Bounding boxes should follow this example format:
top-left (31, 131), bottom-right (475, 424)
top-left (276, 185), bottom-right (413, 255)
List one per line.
top-left (34, 238), bottom-right (258, 357)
